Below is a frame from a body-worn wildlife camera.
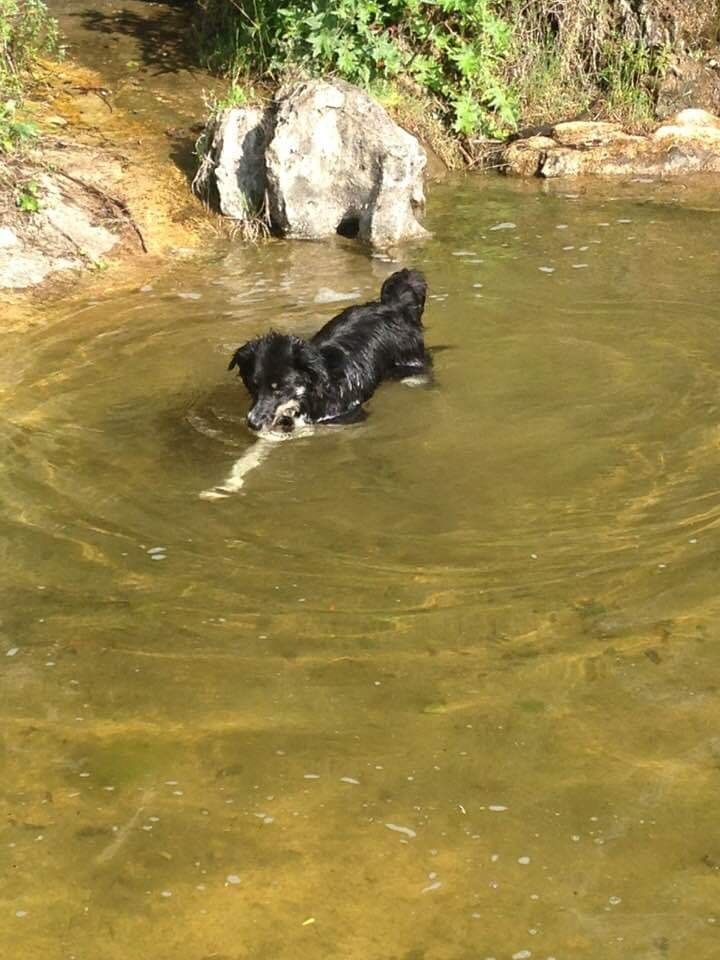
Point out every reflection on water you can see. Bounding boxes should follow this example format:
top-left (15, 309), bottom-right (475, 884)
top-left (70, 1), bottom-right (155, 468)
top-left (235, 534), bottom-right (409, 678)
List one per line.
top-left (3, 176), bottom-right (720, 959)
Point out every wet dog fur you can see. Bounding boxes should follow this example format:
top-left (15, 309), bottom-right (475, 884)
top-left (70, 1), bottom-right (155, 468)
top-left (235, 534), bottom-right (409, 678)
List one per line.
top-left (228, 269), bottom-right (430, 433)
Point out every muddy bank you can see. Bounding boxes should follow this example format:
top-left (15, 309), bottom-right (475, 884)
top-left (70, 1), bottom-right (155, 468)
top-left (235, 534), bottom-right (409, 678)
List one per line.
top-left (1, 133), bottom-right (142, 290)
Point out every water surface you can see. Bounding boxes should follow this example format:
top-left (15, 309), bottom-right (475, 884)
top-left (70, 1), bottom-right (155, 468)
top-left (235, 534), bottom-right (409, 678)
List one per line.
top-left (3, 176), bottom-right (720, 959)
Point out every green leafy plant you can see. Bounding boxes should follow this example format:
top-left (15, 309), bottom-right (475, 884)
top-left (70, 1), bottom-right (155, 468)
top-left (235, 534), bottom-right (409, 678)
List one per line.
top-left (192, 0), bottom-right (674, 142)
top-left (0, 98), bottom-right (38, 151)
top-left (0, 0), bottom-right (56, 153)
top-left (209, 78), bottom-right (254, 114)
top-left (1, 0), bottom-right (57, 96)
top-left (601, 38), bottom-right (670, 124)
top-left (16, 178), bottom-right (41, 212)
top-left (194, 0), bottom-right (521, 137)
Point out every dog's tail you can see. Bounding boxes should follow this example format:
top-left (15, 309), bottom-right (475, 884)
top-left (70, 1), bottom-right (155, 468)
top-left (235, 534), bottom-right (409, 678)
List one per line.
top-left (380, 269), bottom-right (427, 326)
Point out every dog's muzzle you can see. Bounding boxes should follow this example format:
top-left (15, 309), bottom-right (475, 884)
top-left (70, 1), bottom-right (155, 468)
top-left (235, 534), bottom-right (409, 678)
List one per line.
top-left (248, 398), bottom-right (302, 433)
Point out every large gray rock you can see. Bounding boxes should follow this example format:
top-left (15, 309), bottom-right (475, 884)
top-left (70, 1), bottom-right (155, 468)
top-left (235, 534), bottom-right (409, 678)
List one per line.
top-left (195, 79), bottom-right (428, 246)
top-left (266, 79), bottom-right (427, 245)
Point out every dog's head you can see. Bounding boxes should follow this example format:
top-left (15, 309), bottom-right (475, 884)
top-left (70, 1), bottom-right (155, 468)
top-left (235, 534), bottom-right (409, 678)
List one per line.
top-left (228, 332), bottom-right (328, 433)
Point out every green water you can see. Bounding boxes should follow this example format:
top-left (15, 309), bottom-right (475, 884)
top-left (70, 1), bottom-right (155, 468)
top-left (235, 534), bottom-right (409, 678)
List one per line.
top-left (3, 176), bottom-right (720, 960)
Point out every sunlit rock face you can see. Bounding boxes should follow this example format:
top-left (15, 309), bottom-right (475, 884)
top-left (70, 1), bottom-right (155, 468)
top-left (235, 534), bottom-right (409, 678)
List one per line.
top-left (195, 79), bottom-right (428, 247)
top-left (502, 110), bottom-right (720, 179)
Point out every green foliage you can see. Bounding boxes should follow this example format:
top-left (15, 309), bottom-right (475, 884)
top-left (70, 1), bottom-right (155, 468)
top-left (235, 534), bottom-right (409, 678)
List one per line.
top-left (0, 0), bottom-right (57, 152)
top-left (195, 0), bottom-right (521, 137)
top-left (0, 0), bottom-right (57, 95)
top-left (0, 98), bottom-right (38, 151)
top-left (221, 81), bottom-right (251, 108)
top-left (15, 178), bottom-right (41, 212)
top-left (193, 0), bottom-right (674, 141)
top-left (211, 79), bottom-right (253, 113)
top-left (601, 38), bottom-right (670, 124)
top-left (504, 0), bottom-right (669, 131)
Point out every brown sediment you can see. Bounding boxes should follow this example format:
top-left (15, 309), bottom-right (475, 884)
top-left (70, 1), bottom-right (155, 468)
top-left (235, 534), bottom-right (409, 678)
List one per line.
top-left (38, 59), bottom-right (208, 249)
top-left (0, 58), bottom-right (213, 306)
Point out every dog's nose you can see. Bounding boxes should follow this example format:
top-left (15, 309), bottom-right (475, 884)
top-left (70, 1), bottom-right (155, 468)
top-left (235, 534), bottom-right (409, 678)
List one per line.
top-left (247, 408), bottom-right (264, 431)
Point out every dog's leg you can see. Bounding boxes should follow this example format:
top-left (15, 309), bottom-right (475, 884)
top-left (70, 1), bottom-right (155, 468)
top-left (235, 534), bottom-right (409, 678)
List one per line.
top-left (199, 439), bottom-right (275, 500)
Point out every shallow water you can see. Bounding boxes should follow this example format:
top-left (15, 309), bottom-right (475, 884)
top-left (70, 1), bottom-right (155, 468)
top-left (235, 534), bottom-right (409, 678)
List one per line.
top-left (3, 175), bottom-right (720, 959)
top-left (47, 0), bottom-right (224, 171)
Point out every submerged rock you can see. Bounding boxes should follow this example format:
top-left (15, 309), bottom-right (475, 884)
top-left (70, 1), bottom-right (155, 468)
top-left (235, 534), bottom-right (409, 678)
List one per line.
top-left (501, 109), bottom-right (720, 178)
top-left (194, 79), bottom-right (428, 246)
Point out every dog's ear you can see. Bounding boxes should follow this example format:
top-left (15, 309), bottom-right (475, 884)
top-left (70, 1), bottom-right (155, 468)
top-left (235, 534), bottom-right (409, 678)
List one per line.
top-left (292, 339), bottom-right (329, 392)
top-left (228, 341), bottom-right (257, 388)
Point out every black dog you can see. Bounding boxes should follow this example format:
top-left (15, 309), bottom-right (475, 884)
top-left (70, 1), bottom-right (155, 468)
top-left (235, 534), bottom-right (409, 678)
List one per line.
top-left (228, 269), bottom-right (430, 432)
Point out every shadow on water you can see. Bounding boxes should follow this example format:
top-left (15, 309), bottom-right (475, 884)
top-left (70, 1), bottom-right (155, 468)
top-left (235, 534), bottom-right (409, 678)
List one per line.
top-left (73, 5), bottom-right (199, 76)
top-left (48, 0), bottom-right (225, 181)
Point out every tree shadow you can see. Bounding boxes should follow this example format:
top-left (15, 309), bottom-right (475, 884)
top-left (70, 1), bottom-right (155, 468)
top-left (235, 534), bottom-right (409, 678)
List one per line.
top-left (167, 126), bottom-right (205, 183)
top-left (74, 4), bottom-right (199, 76)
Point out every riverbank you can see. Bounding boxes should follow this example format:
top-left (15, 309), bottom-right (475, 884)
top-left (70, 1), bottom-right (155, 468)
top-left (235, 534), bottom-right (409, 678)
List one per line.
top-left (191, 1), bottom-right (720, 154)
top-left (0, 50), bottom-right (217, 296)
top-left (1, 0), bottom-right (229, 302)
top-left (4, 0), bottom-right (720, 306)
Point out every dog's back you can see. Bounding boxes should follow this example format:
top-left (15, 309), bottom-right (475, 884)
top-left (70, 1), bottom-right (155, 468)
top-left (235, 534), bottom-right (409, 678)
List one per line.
top-left (310, 269), bottom-right (430, 397)
top-left (313, 269), bottom-right (427, 347)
